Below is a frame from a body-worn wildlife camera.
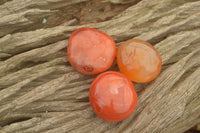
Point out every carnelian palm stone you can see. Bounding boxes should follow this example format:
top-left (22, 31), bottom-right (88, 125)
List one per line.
top-left (67, 27), bottom-right (116, 75)
top-left (89, 71), bottom-right (137, 122)
top-left (117, 39), bottom-right (162, 82)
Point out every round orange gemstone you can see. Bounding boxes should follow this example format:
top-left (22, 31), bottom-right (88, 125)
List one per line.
top-left (89, 71), bottom-right (137, 122)
top-left (117, 39), bottom-right (162, 82)
top-left (67, 27), bottom-right (116, 75)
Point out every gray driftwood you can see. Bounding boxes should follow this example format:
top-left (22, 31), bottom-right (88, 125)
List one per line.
top-left (0, 0), bottom-right (200, 133)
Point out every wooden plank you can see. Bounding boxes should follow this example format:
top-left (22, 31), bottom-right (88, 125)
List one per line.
top-left (0, 0), bottom-right (199, 132)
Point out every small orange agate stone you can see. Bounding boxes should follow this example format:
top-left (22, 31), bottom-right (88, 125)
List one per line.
top-left (67, 27), bottom-right (116, 75)
top-left (117, 39), bottom-right (162, 82)
top-left (89, 71), bottom-right (137, 122)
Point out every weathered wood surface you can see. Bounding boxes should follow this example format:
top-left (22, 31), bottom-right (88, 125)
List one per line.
top-left (0, 0), bottom-right (200, 132)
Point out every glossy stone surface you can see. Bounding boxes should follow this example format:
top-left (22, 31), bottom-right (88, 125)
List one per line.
top-left (67, 27), bottom-right (116, 75)
top-left (89, 71), bottom-right (137, 122)
top-left (117, 39), bottom-right (162, 82)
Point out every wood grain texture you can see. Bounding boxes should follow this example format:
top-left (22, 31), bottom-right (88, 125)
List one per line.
top-left (0, 0), bottom-right (199, 132)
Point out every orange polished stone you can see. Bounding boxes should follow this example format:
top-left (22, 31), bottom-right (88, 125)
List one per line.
top-left (117, 39), bottom-right (162, 82)
top-left (67, 27), bottom-right (116, 75)
top-left (89, 71), bottom-right (137, 122)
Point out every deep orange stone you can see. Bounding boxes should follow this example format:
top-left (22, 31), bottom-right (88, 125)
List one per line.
top-left (67, 27), bottom-right (116, 75)
top-left (117, 39), bottom-right (162, 82)
top-left (89, 71), bottom-right (137, 122)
